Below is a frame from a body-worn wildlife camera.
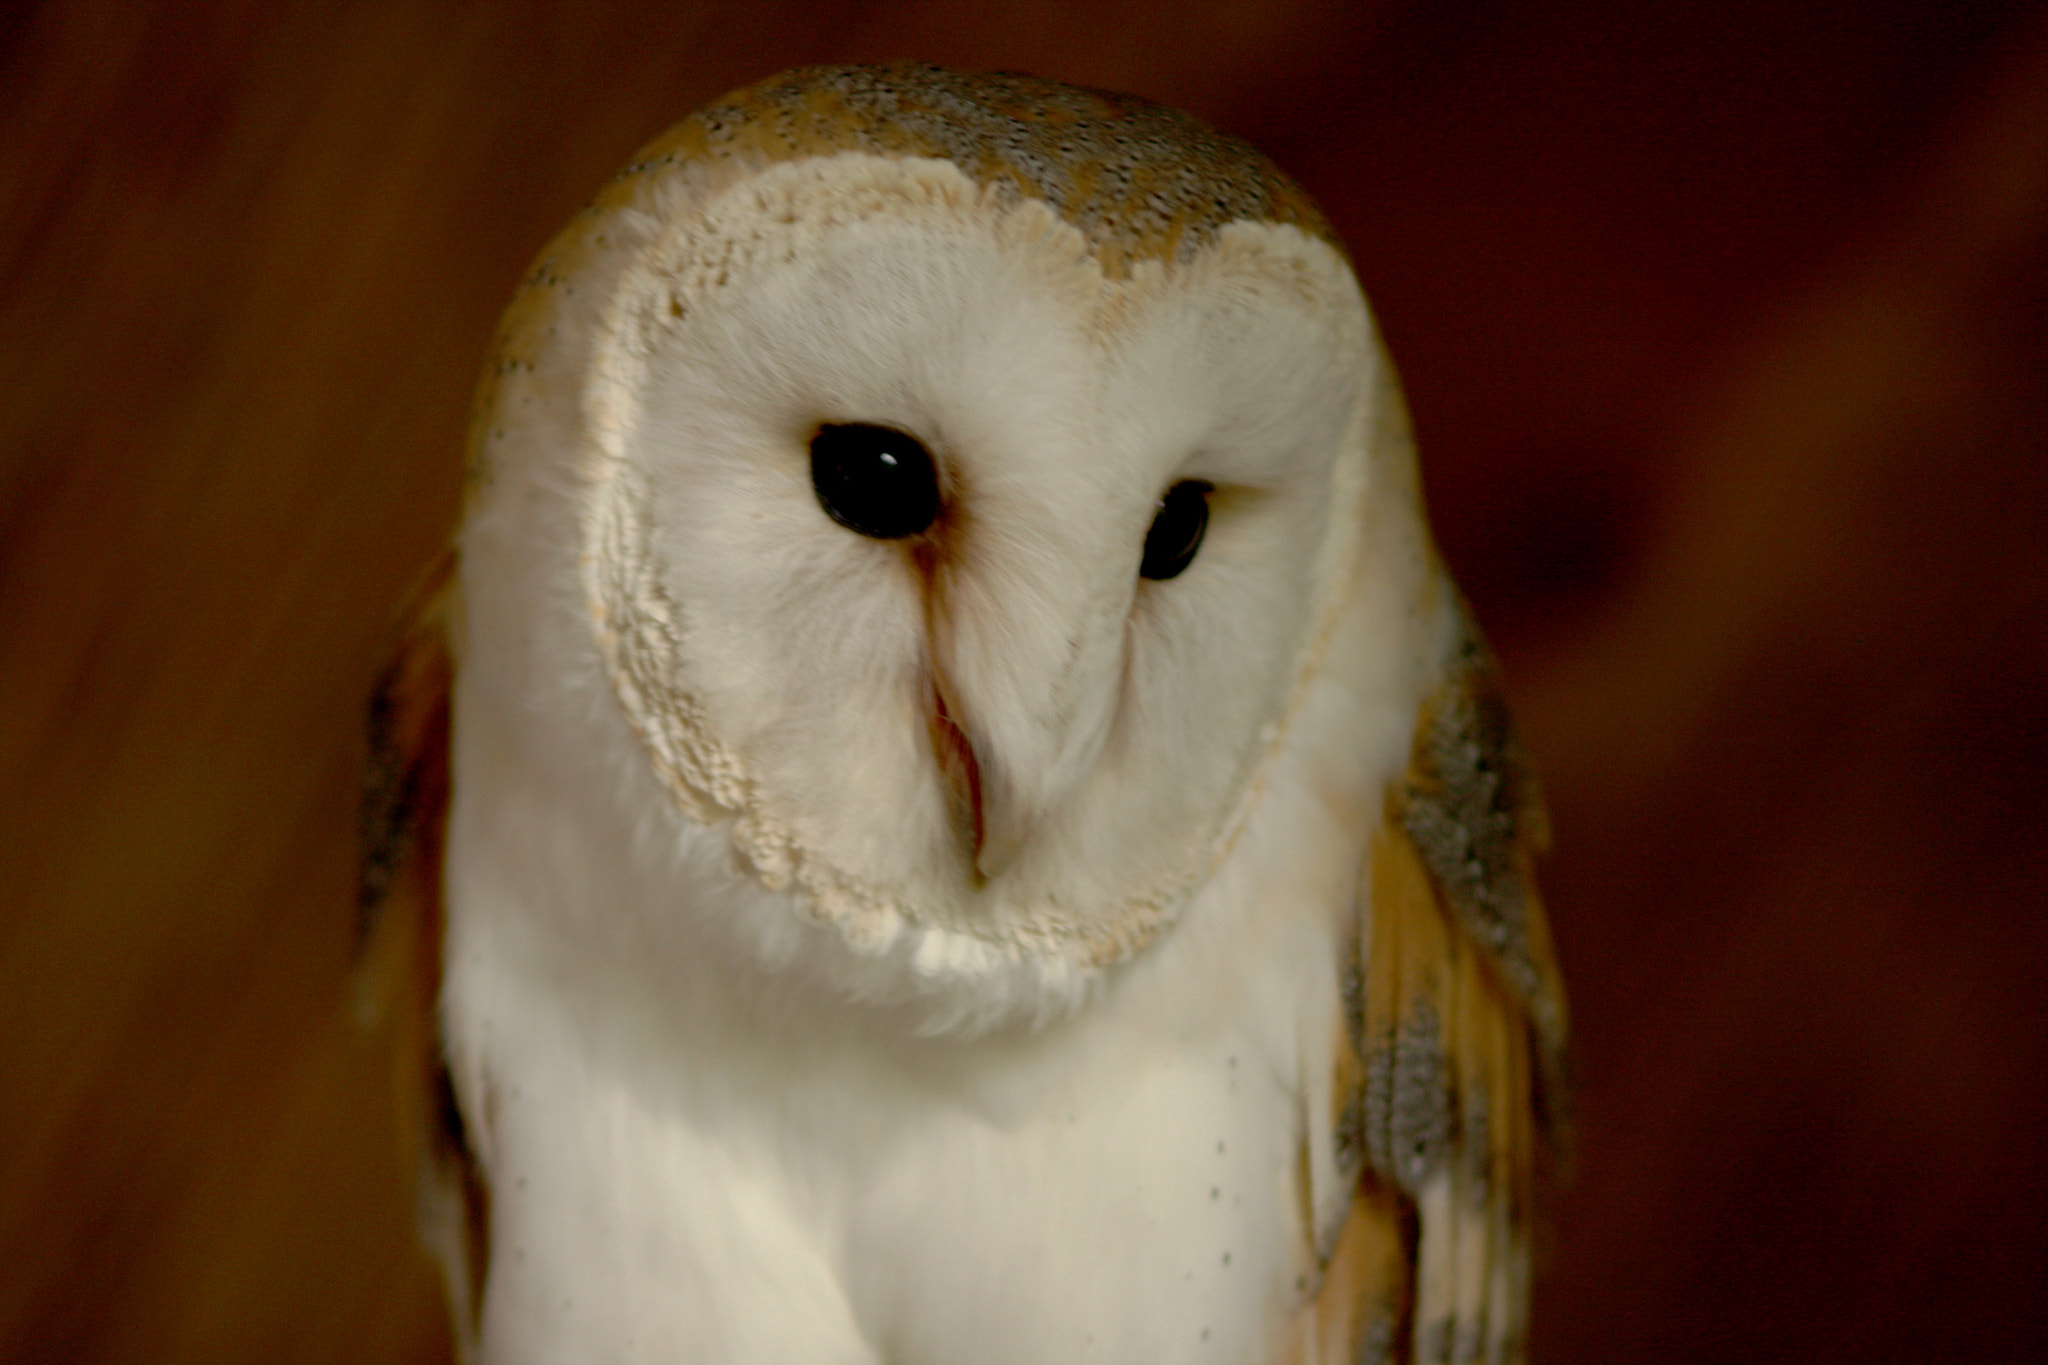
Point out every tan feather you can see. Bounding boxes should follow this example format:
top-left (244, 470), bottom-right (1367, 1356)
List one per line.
top-left (1294, 612), bottom-right (1567, 1364)
top-left (1289, 1170), bottom-right (1413, 1365)
top-left (352, 551), bottom-right (489, 1358)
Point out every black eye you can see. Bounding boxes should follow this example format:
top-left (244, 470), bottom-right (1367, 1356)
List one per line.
top-left (1139, 480), bottom-right (1211, 580)
top-left (810, 423), bottom-right (941, 539)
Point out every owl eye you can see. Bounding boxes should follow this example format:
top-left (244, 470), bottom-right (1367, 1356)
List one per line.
top-left (810, 423), bottom-right (941, 540)
top-left (1139, 480), bottom-right (1212, 580)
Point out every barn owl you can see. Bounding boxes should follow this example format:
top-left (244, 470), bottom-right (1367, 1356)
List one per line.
top-left (360, 63), bottom-right (1566, 1365)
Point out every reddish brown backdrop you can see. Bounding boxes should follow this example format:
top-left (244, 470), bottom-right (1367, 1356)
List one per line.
top-left (4, 3), bottom-right (2045, 1362)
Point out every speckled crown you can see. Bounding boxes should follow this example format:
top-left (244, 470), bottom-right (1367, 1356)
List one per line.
top-left (624, 62), bottom-right (1337, 278)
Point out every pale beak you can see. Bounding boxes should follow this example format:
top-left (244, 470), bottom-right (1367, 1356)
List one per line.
top-left (924, 573), bottom-right (1129, 884)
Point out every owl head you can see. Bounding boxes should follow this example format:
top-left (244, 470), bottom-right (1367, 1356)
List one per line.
top-left (457, 65), bottom-right (1431, 1025)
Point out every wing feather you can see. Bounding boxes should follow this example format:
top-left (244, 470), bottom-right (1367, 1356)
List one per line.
top-left (353, 551), bottom-right (489, 1356)
top-left (1295, 611), bottom-right (1567, 1364)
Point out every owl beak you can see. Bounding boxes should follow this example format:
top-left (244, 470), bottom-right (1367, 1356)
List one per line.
top-left (954, 722), bottom-right (1037, 885)
top-left (925, 666), bottom-right (1026, 882)
top-left (973, 770), bottom-right (1029, 883)
top-left (965, 692), bottom-right (1115, 882)
top-left (924, 604), bottom-right (1124, 885)
top-left (925, 673), bottom-right (992, 872)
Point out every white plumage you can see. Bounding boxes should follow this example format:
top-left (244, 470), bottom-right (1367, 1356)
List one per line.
top-left (363, 63), bottom-right (1565, 1365)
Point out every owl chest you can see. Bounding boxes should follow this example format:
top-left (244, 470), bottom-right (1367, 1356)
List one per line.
top-left (461, 967), bottom-right (1316, 1365)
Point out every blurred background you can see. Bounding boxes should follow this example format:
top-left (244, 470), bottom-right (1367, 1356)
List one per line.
top-left (4, 1), bottom-right (2045, 1361)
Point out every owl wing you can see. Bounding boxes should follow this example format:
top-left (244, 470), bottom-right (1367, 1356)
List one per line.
top-left (1295, 612), bottom-right (1569, 1365)
top-left (354, 550), bottom-right (490, 1350)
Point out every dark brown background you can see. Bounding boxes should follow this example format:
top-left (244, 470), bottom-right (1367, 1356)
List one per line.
top-left (4, 2), bottom-right (2045, 1361)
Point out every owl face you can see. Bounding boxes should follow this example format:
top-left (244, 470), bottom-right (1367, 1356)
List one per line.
top-left (466, 69), bottom-right (1381, 1008)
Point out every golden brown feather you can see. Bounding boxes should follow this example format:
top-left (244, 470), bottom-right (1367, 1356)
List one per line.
top-left (353, 551), bottom-right (489, 1353)
top-left (1294, 614), bottom-right (1567, 1364)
